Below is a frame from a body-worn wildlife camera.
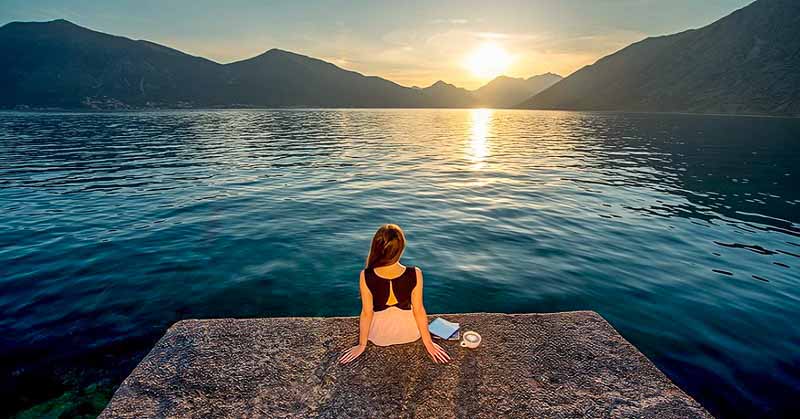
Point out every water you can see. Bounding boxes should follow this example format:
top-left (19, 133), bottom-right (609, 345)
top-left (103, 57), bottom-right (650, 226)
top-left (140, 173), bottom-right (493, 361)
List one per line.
top-left (1, 109), bottom-right (798, 417)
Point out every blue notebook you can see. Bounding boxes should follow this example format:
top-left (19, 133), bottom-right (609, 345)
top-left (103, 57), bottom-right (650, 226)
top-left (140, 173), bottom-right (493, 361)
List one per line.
top-left (428, 318), bottom-right (460, 340)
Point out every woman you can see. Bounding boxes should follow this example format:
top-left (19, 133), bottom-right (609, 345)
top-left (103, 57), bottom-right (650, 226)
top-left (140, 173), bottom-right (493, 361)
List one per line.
top-left (339, 224), bottom-right (450, 364)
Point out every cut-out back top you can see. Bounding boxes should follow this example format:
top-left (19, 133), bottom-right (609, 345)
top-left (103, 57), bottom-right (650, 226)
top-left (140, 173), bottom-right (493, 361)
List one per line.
top-left (364, 266), bottom-right (417, 311)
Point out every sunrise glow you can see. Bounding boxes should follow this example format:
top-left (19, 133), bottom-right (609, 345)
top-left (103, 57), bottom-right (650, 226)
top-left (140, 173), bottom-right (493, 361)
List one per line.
top-left (466, 43), bottom-right (513, 80)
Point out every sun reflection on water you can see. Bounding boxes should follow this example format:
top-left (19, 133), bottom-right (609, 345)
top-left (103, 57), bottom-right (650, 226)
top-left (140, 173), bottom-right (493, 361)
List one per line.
top-left (468, 108), bottom-right (492, 169)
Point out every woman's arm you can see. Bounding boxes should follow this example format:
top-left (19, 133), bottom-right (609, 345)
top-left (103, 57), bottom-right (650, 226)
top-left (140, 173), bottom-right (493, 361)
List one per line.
top-left (411, 268), bottom-right (450, 363)
top-left (356, 271), bottom-right (374, 346)
top-left (339, 271), bottom-right (373, 364)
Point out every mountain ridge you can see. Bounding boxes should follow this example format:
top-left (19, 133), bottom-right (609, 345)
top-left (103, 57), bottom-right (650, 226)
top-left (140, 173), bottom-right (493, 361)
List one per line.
top-left (474, 73), bottom-right (563, 108)
top-left (517, 0), bottom-right (800, 116)
top-left (4, 4), bottom-right (798, 116)
top-left (0, 19), bottom-right (557, 110)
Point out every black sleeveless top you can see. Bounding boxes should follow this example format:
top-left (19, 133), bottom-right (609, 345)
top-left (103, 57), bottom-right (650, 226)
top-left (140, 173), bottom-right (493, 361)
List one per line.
top-left (364, 266), bottom-right (417, 312)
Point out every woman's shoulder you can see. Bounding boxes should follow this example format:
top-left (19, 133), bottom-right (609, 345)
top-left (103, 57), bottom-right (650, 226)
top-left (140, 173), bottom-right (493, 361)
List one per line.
top-left (409, 266), bottom-right (422, 288)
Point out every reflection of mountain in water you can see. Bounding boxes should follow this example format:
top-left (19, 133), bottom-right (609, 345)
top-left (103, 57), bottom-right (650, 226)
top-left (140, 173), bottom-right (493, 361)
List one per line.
top-left (555, 113), bottom-right (799, 418)
top-left (567, 113), bottom-right (799, 233)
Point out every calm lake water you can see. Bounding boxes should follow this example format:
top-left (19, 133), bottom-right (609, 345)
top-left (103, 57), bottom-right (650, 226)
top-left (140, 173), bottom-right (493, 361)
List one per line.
top-left (1, 109), bottom-right (798, 417)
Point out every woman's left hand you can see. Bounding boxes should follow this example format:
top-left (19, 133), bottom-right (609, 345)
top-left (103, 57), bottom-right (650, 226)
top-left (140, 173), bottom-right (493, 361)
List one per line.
top-left (339, 344), bottom-right (366, 364)
top-left (425, 341), bottom-right (451, 363)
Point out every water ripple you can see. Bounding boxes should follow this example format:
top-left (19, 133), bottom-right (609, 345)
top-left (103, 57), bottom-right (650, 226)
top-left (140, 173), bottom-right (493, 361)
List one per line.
top-left (0, 109), bottom-right (799, 417)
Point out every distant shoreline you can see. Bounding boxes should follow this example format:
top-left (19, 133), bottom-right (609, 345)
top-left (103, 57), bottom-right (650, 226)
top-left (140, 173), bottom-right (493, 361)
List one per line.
top-left (1, 107), bottom-right (798, 119)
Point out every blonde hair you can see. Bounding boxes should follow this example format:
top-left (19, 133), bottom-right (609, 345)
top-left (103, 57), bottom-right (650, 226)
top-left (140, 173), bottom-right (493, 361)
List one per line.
top-left (365, 224), bottom-right (406, 269)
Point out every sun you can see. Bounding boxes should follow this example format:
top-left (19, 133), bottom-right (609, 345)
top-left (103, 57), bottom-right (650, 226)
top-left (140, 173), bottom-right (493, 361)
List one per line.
top-left (466, 43), bottom-right (513, 79)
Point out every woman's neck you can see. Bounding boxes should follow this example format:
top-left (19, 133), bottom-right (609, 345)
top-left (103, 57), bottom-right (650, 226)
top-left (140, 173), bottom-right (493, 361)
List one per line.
top-left (374, 262), bottom-right (405, 276)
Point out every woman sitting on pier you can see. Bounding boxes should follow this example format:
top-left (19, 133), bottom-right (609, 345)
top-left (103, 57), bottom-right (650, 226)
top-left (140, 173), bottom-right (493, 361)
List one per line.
top-left (339, 224), bottom-right (450, 364)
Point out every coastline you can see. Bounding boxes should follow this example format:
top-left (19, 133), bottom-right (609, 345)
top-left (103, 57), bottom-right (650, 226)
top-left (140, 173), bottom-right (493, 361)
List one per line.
top-left (2, 106), bottom-right (797, 119)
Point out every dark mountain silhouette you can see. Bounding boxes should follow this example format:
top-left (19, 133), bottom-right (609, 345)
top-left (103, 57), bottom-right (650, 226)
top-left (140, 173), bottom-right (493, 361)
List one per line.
top-left (0, 19), bottom-right (566, 110)
top-left (518, 0), bottom-right (800, 116)
top-left (0, 19), bottom-right (226, 108)
top-left (418, 76), bottom-right (564, 108)
top-left (221, 49), bottom-right (424, 107)
top-left (1, 19), bottom-right (562, 110)
top-left (473, 74), bottom-right (562, 108)
top-left (421, 80), bottom-right (475, 108)
top-left (0, 20), bottom-right (454, 109)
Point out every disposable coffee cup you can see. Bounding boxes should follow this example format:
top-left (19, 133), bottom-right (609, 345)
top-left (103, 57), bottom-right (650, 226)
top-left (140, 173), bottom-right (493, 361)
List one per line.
top-left (460, 331), bottom-right (481, 348)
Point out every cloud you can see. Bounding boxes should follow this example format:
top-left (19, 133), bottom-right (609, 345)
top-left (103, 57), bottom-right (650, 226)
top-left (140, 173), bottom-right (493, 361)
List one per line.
top-left (430, 18), bottom-right (469, 25)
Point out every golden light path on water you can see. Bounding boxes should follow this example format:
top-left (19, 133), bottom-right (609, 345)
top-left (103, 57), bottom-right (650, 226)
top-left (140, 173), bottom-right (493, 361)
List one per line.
top-left (468, 108), bottom-right (491, 170)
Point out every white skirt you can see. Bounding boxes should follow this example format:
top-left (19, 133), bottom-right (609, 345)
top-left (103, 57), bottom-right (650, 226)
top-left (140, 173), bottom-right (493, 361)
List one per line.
top-left (368, 306), bottom-right (421, 346)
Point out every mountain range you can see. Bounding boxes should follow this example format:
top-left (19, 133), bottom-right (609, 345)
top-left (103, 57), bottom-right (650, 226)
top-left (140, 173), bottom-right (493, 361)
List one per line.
top-left (519, 0), bottom-right (800, 116)
top-left (0, 19), bottom-right (559, 110)
top-left (1, 0), bottom-right (798, 115)
top-left (474, 74), bottom-right (563, 108)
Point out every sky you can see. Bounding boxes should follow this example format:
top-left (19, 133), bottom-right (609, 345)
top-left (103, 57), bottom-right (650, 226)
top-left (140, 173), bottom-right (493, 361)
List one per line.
top-left (1, 0), bottom-right (753, 89)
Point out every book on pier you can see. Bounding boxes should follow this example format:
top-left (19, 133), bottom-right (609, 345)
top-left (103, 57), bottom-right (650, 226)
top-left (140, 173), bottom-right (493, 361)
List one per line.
top-left (428, 318), bottom-right (460, 340)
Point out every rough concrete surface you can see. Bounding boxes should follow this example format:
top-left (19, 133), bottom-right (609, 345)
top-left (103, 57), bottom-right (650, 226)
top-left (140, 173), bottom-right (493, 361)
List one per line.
top-left (100, 311), bottom-right (711, 418)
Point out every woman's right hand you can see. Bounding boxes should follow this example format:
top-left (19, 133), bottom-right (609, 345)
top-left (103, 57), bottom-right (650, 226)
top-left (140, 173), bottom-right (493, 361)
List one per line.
top-left (425, 341), bottom-right (451, 363)
top-left (339, 344), bottom-right (366, 364)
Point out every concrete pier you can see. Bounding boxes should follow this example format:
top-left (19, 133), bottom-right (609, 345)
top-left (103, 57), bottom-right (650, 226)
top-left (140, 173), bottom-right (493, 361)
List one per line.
top-left (100, 311), bottom-right (710, 418)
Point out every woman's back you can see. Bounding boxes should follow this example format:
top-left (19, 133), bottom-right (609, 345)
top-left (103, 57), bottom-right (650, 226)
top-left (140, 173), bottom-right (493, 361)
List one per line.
top-left (364, 265), bottom-right (417, 311)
